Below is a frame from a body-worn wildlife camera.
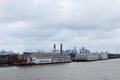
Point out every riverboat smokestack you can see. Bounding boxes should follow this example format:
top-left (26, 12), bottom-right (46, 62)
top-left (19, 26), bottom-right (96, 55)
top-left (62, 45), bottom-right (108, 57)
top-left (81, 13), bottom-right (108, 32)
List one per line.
top-left (53, 44), bottom-right (56, 52)
top-left (60, 44), bottom-right (63, 54)
top-left (54, 44), bottom-right (56, 50)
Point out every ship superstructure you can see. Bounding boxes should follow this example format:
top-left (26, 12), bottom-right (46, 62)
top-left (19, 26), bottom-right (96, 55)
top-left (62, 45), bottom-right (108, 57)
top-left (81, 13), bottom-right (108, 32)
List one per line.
top-left (15, 44), bottom-right (71, 65)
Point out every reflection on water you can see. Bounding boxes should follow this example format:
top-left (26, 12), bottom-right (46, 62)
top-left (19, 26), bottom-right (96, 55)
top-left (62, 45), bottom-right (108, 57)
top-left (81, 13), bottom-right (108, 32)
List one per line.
top-left (0, 59), bottom-right (120, 80)
top-left (0, 64), bottom-right (14, 67)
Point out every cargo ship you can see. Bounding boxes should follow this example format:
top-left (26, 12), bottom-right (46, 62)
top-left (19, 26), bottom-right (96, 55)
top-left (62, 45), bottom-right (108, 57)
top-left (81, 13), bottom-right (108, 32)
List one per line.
top-left (14, 44), bottom-right (72, 65)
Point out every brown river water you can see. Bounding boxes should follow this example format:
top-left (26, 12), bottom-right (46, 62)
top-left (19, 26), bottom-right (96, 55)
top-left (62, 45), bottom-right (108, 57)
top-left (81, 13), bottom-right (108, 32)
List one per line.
top-left (0, 59), bottom-right (120, 80)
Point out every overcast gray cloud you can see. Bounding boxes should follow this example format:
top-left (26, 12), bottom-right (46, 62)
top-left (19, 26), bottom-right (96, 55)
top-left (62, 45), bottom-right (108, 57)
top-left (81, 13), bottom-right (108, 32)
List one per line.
top-left (0, 0), bottom-right (120, 53)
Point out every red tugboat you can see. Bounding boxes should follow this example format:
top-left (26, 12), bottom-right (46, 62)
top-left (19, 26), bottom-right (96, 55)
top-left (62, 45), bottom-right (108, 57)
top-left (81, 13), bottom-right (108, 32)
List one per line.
top-left (15, 59), bottom-right (27, 65)
top-left (14, 54), bottom-right (29, 65)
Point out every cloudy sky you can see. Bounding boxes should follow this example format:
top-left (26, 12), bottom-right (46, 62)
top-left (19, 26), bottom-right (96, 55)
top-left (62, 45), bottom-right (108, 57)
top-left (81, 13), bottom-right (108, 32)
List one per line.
top-left (0, 0), bottom-right (120, 53)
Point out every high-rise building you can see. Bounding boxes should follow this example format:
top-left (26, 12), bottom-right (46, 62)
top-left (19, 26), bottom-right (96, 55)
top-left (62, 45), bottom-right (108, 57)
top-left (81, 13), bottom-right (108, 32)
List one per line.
top-left (79, 47), bottom-right (90, 54)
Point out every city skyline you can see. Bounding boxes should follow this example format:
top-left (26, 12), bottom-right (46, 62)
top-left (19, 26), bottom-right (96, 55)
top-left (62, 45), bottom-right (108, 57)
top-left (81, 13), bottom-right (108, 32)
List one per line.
top-left (0, 0), bottom-right (120, 53)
